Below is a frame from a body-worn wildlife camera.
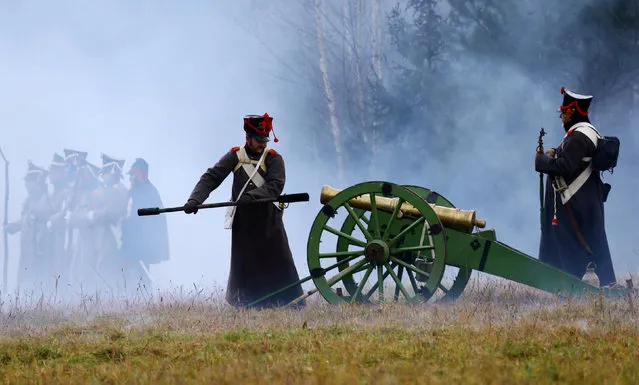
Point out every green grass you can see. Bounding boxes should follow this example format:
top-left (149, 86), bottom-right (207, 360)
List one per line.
top-left (0, 278), bottom-right (638, 384)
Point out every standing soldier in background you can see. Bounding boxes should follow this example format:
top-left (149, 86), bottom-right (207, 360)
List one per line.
top-left (3, 161), bottom-right (50, 291)
top-left (88, 153), bottom-right (129, 291)
top-left (535, 87), bottom-right (618, 288)
top-left (62, 148), bottom-right (89, 286)
top-left (44, 153), bottom-right (73, 287)
top-left (183, 113), bottom-right (305, 308)
top-left (65, 159), bottom-right (103, 288)
top-left (121, 158), bottom-right (169, 293)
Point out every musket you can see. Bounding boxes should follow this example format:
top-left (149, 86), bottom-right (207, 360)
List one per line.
top-left (536, 128), bottom-right (546, 231)
top-left (137, 193), bottom-right (310, 216)
top-left (0, 147), bottom-right (8, 293)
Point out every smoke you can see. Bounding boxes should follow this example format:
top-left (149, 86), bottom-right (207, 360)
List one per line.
top-left (0, 0), bottom-right (637, 302)
top-left (0, 1), bottom-right (309, 296)
top-left (233, 0), bottom-right (639, 281)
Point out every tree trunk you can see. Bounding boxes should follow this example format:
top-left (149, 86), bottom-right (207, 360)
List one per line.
top-left (632, 80), bottom-right (638, 122)
top-left (315, 0), bottom-right (345, 183)
top-left (371, 0), bottom-right (383, 84)
top-left (370, 0), bottom-right (383, 159)
top-left (347, 0), bottom-right (369, 147)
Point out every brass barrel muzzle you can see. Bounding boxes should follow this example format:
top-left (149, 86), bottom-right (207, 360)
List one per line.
top-left (320, 185), bottom-right (486, 233)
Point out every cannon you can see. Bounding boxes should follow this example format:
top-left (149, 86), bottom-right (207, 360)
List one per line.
top-left (247, 181), bottom-right (629, 307)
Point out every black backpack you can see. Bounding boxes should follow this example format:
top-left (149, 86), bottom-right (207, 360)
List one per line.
top-left (592, 135), bottom-right (620, 173)
top-left (573, 123), bottom-right (620, 173)
top-left (573, 124), bottom-right (619, 203)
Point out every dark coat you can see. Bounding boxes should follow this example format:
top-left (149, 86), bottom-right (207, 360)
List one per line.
top-left (535, 121), bottom-right (616, 286)
top-left (188, 145), bottom-right (304, 308)
top-left (121, 180), bottom-right (170, 266)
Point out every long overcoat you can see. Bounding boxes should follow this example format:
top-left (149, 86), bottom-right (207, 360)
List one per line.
top-left (120, 179), bottom-right (170, 291)
top-left (535, 120), bottom-right (616, 286)
top-left (188, 145), bottom-right (304, 308)
top-left (122, 180), bottom-right (169, 265)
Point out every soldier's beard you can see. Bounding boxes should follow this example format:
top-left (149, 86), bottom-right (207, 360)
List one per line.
top-left (247, 142), bottom-right (266, 154)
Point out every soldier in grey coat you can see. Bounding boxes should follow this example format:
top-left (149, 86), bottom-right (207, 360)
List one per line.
top-left (183, 113), bottom-right (304, 308)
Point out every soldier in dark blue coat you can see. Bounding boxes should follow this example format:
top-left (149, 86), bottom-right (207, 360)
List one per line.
top-left (183, 113), bottom-right (305, 308)
top-left (535, 87), bottom-right (617, 287)
top-left (121, 158), bottom-right (170, 291)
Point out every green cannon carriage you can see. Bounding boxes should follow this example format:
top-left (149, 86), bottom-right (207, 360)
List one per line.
top-left (247, 181), bottom-right (629, 307)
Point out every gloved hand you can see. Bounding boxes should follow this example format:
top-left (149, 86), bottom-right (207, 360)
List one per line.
top-left (184, 199), bottom-right (199, 214)
top-left (3, 222), bottom-right (21, 235)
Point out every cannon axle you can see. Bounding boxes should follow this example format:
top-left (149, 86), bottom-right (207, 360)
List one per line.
top-left (364, 240), bottom-right (390, 265)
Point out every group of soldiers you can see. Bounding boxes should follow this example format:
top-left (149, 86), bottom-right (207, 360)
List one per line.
top-left (3, 149), bottom-right (170, 296)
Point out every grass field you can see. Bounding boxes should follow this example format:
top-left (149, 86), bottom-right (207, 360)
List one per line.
top-left (1, 277), bottom-right (638, 384)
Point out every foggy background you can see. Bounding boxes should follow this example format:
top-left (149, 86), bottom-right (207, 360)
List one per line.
top-left (1, 0), bottom-right (637, 298)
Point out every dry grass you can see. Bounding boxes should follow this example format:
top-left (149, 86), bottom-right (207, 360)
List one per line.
top-left (1, 276), bottom-right (638, 384)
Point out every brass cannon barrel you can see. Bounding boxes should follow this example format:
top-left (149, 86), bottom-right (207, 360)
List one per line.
top-left (320, 185), bottom-right (487, 233)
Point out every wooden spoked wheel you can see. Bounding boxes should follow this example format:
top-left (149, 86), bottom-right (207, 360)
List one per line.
top-left (306, 181), bottom-right (448, 304)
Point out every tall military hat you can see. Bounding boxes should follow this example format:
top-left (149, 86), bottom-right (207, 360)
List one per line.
top-left (127, 157), bottom-right (149, 179)
top-left (49, 152), bottom-right (67, 169)
top-left (100, 153), bottom-right (125, 175)
top-left (24, 160), bottom-right (48, 181)
top-left (559, 86), bottom-right (593, 116)
top-left (63, 148), bottom-right (88, 166)
top-left (86, 162), bottom-right (101, 178)
top-left (243, 112), bottom-right (278, 142)
top-left (77, 161), bottom-right (102, 185)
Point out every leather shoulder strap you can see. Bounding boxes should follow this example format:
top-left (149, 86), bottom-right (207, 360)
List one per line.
top-left (569, 123), bottom-right (600, 147)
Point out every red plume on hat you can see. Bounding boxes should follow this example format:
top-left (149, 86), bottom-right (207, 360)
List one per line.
top-left (243, 112), bottom-right (278, 142)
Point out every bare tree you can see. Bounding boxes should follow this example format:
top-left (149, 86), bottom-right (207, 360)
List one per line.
top-left (227, 0), bottom-right (395, 178)
top-left (315, 0), bottom-right (345, 183)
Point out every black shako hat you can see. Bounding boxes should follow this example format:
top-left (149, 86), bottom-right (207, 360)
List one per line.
top-left (243, 113), bottom-right (278, 142)
top-left (127, 157), bottom-right (149, 179)
top-left (559, 86), bottom-right (593, 116)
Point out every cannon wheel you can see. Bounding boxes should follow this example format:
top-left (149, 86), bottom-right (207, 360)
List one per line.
top-left (402, 185), bottom-right (473, 302)
top-left (332, 184), bottom-right (471, 303)
top-left (306, 181), bottom-right (448, 304)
